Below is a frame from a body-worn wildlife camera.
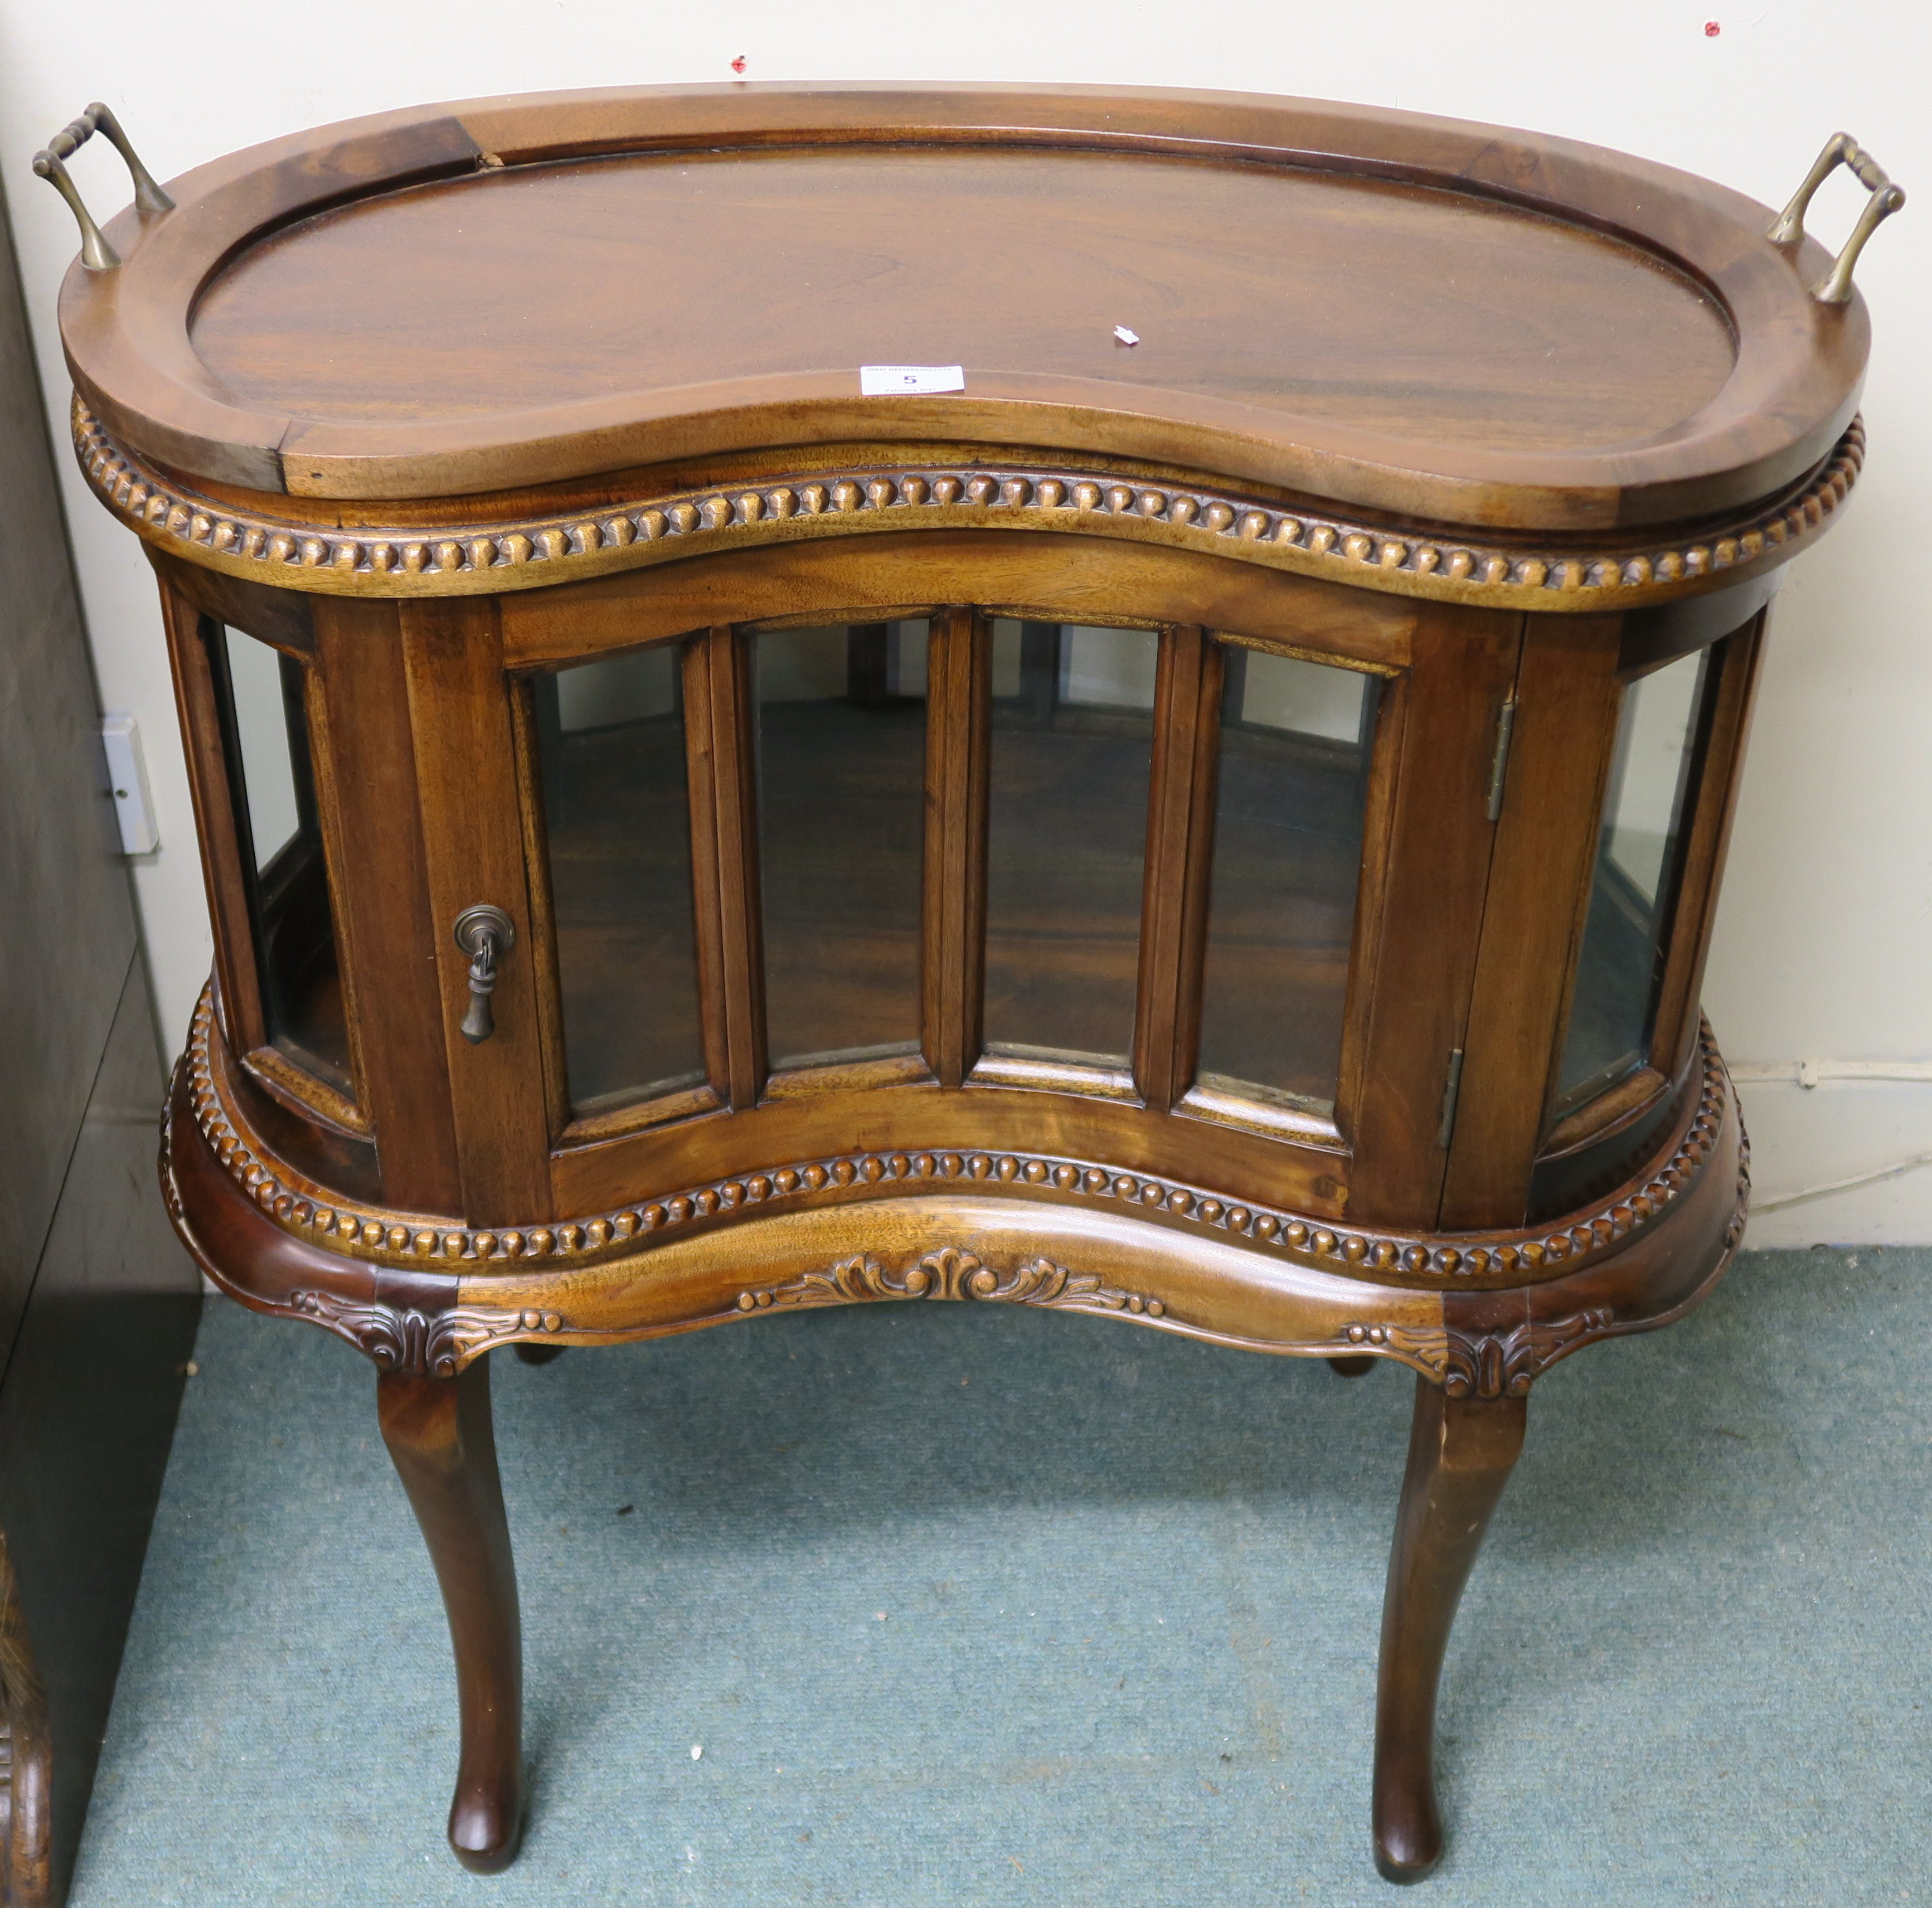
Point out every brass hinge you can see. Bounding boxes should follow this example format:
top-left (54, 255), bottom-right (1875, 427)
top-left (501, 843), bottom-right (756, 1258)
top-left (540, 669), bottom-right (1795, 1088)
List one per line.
top-left (1485, 697), bottom-right (1518, 823)
top-left (1438, 1047), bottom-right (1465, 1151)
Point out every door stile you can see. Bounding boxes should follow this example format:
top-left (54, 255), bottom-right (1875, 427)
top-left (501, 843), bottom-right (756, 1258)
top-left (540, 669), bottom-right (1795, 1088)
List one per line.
top-left (1343, 605), bottom-right (1525, 1232)
top-left (1134, 625), bottom-right (1221, 1110)
top-left (1439, 613), bottom-right (1624, 1229)
top-left (399, 595), bottom-right (552, 1224)
top-left (309, 595), bottom-right (465, 1213)
top-left (504, 678), bottom-right (572, 1143)
top-left (1329, 652), bottom-right (1409, 1153)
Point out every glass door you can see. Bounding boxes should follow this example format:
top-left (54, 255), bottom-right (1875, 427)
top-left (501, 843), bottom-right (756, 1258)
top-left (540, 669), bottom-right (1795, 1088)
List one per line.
top-left (1193, 640), bottom-right (1382, 1118)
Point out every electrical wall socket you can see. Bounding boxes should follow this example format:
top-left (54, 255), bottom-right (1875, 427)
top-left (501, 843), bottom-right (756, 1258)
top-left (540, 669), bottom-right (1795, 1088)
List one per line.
top-left (101, 715), bottom-right (159, 855)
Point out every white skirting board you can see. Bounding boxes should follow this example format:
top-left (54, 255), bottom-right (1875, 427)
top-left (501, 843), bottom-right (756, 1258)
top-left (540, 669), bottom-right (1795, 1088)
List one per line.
top-left (1734, 1076), bottom-right (1932, 1245)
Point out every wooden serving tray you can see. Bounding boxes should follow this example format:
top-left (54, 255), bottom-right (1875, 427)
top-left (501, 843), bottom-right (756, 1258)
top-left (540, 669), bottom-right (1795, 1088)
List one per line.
top-left (59, 84), bottom-right (1868, 531)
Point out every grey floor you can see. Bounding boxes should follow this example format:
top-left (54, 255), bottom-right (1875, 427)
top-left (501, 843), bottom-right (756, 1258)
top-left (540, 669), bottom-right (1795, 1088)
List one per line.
top-left (70, 1247), bottom-right (1930, 1906)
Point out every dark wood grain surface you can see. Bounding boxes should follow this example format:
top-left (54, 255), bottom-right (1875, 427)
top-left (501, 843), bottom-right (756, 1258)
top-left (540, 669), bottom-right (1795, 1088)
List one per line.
top-left (401, 598), bottom-right (553, 1224)
top-left (192, 148), bottom-right (1732, 455)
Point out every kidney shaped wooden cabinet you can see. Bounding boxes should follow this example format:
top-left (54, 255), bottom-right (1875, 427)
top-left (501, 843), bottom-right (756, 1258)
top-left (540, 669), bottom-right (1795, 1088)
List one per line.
top-left (43, 84), bottom-right (1897, 1882)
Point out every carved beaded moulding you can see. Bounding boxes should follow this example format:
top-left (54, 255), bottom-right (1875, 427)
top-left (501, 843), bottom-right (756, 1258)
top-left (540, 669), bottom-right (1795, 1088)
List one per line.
top-left (183, 988), bottom-right (1736, 1293)
top-left (75, 401), bottom-right (1863, 613)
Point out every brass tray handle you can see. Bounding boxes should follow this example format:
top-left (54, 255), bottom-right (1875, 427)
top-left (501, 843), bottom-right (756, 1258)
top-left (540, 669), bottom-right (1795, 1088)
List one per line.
top-left (453, 906), bottom-right (517, 1045)
top-left (31, 102), bottom-right (173, 273)
top-left (1768, 132), bottom-right (1905, 305)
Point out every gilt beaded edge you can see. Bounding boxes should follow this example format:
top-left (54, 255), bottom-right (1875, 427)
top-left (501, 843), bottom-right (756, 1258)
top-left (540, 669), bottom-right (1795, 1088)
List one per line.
top-left (179, 988), bottom-right (1736, 1292)
top-left (75, 402), bottom-right (1862, 613)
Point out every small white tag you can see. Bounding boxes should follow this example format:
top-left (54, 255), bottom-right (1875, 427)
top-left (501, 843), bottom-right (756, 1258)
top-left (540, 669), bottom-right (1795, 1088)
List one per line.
top-left (859, 363), bottom-right (965, 396)
top-left (1113, 324), bottom-right (1140, 346)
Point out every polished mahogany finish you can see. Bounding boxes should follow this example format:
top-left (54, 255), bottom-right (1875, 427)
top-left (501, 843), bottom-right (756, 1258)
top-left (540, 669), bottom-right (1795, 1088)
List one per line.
top-left (377, 1360), bottom-right (521, 1873)
top-left (51, 84), bottom-right (1890, 1882)
top-left (1374, 1381), bottom-right (1526, 1881)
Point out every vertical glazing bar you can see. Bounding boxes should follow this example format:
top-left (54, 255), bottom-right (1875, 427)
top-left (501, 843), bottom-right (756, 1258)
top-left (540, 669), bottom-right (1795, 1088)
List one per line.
top-left (680, 637), bottom-right (734, 1108)
top-left (686, 625), bottom-right (766, 1106)
top-left (1133, 625), bottom-right (1220, 1110)
top-left (922, 607), bottom-right (989, 1087)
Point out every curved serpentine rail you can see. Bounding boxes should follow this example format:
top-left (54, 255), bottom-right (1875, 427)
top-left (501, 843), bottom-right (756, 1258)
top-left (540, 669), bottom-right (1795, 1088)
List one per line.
top-left (75, 401), bottom-right (1862, 614)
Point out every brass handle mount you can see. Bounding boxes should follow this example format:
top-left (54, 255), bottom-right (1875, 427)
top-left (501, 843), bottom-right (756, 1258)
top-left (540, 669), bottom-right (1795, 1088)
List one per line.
top-left (1768, 132), bottom-right (1905, 305)
top-left (31, 103), bottom-right (173, 273)
top-left (453, 905), bottom-right (517, 1046)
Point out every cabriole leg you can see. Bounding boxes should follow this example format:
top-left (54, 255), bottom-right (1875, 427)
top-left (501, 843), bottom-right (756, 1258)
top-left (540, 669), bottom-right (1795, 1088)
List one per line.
top-left (378, 1354), bottom-right (524, 1873)
top-left (1372, 1375), bottom-right (1526, 1883)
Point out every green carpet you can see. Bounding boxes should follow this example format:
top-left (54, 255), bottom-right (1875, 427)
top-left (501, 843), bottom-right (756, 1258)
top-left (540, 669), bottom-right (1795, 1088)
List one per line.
top-left (69, 1249), bottom-right (1929, 1905)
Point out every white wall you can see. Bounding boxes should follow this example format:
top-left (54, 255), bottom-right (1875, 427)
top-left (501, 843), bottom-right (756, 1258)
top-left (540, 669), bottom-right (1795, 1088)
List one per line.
top-left (2, 1), bottom-right (1924, 1242)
